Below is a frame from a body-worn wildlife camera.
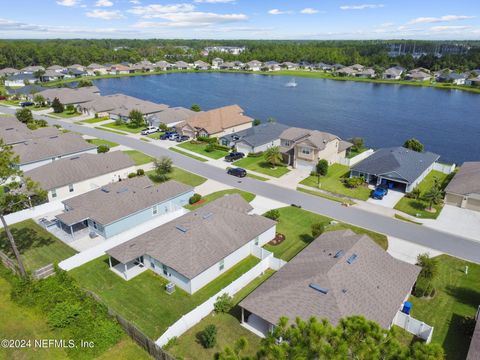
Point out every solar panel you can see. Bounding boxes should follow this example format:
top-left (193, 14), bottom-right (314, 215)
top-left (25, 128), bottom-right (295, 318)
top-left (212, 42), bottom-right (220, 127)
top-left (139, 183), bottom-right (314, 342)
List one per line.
top-left (309, 283), bottom-right (329, 294)
top-left (347, 254), bottom-right (358, 264)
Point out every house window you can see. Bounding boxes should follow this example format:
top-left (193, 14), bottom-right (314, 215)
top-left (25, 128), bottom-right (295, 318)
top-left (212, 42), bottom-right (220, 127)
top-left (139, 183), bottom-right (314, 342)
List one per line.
top-left (68, 184), bottom-right (74, 193)
top-left (162, 264), bottom-right (168, 276)
top-left (254, 236), bottom-right (259, 246)
top-left (219, 260), bottom-right (225, 271)
top-left (152, 205), bottom-right (158, 215)
top-left (283, 140), bottom-right (291, 147)
top-left (302, 147), bottom-right (311, 155)
top-left (92, 221), bottom-right (97, 230)
top-left (51, 189), bottom-right (57, 198)
top-left (150, 261), bottom-right (155, 269)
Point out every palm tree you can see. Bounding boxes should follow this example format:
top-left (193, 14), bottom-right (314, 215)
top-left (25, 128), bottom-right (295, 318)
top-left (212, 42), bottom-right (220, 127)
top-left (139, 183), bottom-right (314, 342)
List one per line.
top-left (264, 146), bottom-right (282, 169)
top-left (423, 186), bottom-right (443, 211)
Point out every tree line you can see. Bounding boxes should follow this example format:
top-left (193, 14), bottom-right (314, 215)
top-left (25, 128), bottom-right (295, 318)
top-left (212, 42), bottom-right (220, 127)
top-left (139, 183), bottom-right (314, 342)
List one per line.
top-left (0, 39), bottom-right (479, 72)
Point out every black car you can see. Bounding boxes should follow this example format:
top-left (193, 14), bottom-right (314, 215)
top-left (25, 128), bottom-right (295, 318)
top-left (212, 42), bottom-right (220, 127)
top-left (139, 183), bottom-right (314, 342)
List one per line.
top-left (20, 101), bottom-right (34, 107)
top-left (224, 152), bottom-right (245, 162)
top-left (175, 135), bottom-right (190, 142)
top-left (227, 167), bottom-right (247, 178)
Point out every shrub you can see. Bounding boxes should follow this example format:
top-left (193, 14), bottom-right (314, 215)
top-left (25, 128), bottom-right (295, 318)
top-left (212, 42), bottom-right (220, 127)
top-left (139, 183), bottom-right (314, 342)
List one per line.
top-left (264, 209), bottom-right (280, 221)
top-left (51, 97), bottom-right (64, 113)
top-left (311, 222), bottom-right (326, 238)
top-left (15, 108), bottom-right (34, 123)
top-left (97, 144), bottom-right (110, 154)
top-left (253, 119), bottom-right (261, 126)
top-left (128, 172), bottom-right (137, 178)
top-left (189, 193), bottom-right (202, 205)
top-left (159, 123), bottom-right (168, 131)
top-left (136, 168), bottom-right (145, 176)
top-left (214, 293), bottom-right (233, 313)
top-left (162, 336), bottom-right (178, 350)
top-left (212, 143), bottom-right (231, 152)
top-left (205, 143), bottom-right (215, 153)
top-left (248, 151), bottom-right (264, 158)
top-left (114, 118), bottom-right (123, 126)
top-left (316, 159), bottom-right (329, 176)
top-left (26, 122), bottom-right (38, 130)
top-left (417, 253), bottom-right (438, 280)
top-left (413, 277), bottom-right (435, 298)
top-left (48, 302), bottom-right (82, 328)
top-left (66, 104), bottom-right (75, 113)
top-left (197, 136), bottom-right (217, 144)
top-left (200, 324), bottom-right (217, 349)
top-left (36, 119), bottom-right (48, 127)
top-left (403, 138), bottom-right (424, 152)
top-left (344, 176), bottom-right (364, 188)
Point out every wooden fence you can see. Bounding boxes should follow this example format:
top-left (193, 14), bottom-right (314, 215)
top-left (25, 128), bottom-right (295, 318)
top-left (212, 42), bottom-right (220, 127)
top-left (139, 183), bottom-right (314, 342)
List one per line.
top-left (85, 290), bottom-right (176, 360)
top-left (0, 250), bottom-right (18, 274)
top-left (33, 263), bottom-right (55, 280)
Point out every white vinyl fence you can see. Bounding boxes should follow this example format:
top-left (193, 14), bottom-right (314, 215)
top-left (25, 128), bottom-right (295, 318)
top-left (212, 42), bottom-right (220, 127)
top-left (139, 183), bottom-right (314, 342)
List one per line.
top-left (433, 162), bottom-right (456, 174)
top-left (0, 201), bottom-right (63, 228)
top-left (156, 253), bottom-right (282, 347)
top-left (393, 311), bottom-right (434, 343)
top-left (337, 149), bottom-right (374, 167)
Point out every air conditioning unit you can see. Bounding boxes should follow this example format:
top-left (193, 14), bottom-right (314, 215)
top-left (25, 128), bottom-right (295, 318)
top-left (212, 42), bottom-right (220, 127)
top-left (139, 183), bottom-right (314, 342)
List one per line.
top-left (165, 282), bottom-right (175, 295)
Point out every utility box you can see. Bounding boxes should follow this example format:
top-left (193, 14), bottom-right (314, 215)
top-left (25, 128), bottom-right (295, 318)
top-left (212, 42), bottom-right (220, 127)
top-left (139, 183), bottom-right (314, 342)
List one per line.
top-left (165, 282), bottom-right (175, 295)
top-left (402, 301), bottom-right (412, 315)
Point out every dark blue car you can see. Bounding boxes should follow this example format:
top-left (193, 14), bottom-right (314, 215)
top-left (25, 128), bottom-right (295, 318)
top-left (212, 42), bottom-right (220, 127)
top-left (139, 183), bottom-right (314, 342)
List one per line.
top-left (372, 185), bottom-right (388, 200)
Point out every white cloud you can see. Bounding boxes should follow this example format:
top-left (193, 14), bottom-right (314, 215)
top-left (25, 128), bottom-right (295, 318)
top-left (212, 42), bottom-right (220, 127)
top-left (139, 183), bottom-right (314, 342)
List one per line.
top-left (409, 15), bottom-right (475, 24)
top-left (340, 4), bottom-right (384, 10)
top-left (133, 12), bottom-right (247, 28)
top-left (86, 9), bottom-right (124, 19)
top-left (56, 0), bottom-right (80, 6)
top-left (268, 9), bottom-right (293, 15)
top-left (300, 8), bottom-right (319, 14)
top-left (129, 0), bottom-right (140, 4)
top-left (194, 0), bottom-right (236, 3)
top-left (430, 25), bottom-right (470, 32)
top-left (128, 4), bottom-right (196, 18)
top-left (95, 0), bottom-right (113, 7)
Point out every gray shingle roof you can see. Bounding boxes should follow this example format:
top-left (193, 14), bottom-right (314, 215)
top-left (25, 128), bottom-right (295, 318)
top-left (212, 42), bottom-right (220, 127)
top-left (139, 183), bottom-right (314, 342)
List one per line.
top-left (107, 194), bottom-right (276, 279)
top-left (149, 107), bottom-right (196, 126)
top-left (39, 86), bottom-right (100, 105)
top-left (57, 178), bottom-right (193, 226)
top-left (467, 318), bottom-right (480, 360)
top-left (80, 94), bottom-right (168, 116)
top-left (0, 116), bottom-right (61, 145)
top-left (351, 147), bottom-right (440, 184)
top-left (25, 151), bottom-right (135, 191)
top-left (445, 162), bottom-right (480, 196)
top-left (220, 122), bottom-right (290, 147)
top-left (240, 230), bottom-right (420, 329)
top-left (12, 132), bottom-right (96, 165)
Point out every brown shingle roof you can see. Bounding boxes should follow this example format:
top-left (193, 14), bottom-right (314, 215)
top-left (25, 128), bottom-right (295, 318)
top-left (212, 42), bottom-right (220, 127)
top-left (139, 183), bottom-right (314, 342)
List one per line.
top-left (107, 194), bottom-right (275, 279)
top-left (240, 230), bottom-right (420, 329)
top-left (25, 151), bottom-right (135, 190)
top-left (57, 178), bottom-right (193, 226)
top-left (178, 105), bottom-right (252, 135)
top-left (445, 162), bottom-right (480, 196)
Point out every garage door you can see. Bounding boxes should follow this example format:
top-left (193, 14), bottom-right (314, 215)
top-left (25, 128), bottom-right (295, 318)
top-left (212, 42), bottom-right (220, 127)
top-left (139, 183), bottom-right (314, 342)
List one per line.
top-left (295, 160), bottom-right (315, 172)
top-left (466, 197), bottom-right (480, 212)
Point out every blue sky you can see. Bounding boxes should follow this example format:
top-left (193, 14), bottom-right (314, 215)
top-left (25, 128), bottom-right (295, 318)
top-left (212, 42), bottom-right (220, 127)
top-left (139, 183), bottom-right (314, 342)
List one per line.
top-left (1, 0), bottom-right (479, 39)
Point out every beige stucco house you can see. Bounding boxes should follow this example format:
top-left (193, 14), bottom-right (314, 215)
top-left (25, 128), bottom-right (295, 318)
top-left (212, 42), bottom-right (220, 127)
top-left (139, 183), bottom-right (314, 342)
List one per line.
top-left (444, 162), bottom-right (480, 212)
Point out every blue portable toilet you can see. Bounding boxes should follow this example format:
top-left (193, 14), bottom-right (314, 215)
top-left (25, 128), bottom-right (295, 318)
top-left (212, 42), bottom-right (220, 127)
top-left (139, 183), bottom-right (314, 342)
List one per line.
top-left (402, 301), bottom-right (412, 315)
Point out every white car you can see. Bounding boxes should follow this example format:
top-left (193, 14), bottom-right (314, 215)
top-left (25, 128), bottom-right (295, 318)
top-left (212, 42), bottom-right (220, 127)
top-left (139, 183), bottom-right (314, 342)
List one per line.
top-left (141, 126), bottom-right (159, 135)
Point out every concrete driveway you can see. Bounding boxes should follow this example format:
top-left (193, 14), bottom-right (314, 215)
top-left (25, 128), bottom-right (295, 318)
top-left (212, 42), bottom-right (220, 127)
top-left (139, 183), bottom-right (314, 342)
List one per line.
top-left (367, 188), bottom-right (405, 209)
top-left (422, 205), bottom-right (480, 242)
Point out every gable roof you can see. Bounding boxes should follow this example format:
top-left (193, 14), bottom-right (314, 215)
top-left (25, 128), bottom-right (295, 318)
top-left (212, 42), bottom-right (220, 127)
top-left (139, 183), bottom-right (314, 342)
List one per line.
top-left (280, 127), bottom-right (349, 152)
top-left (445, 162), bottom-right (480, 196)
top-left (57, 178), bottom-right (193, 226)
top-left (39, 86), bottom-right (100, 105)
top-left (25, 151), bottom-right (135, 191)
top-left (351, 147), bottom-right (439, 184)
top-left (221, 122), bottom-right (290, 147)
top-left (240, 230), bottom-right (420, 329)
top-left (0, 68), bottom-right (19, 75)
top-left (80, 94), bottom-right (168, 116)
top-left (178, 105), bottom-right (253, 135)
top-left (0, 116), bottom-right (60, 145)
top-left (12, 132), bottom-right (96, 165)
top-left (107, 194), bottom-right (276, 279)
top-left (149, 107), bottom-right (197, 126)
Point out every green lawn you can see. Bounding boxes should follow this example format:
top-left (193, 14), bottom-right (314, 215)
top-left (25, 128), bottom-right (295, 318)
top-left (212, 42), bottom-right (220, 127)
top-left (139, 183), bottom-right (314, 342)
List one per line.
top-left (80, 116), bottom-right (110, 124)
top-left (246, 173), bottom-right (269, 181)
top-left (264, 206), bottom-right (387, 261)
top-left (0, 219), bottom-right (76, 271)
top-left (102, 122), bottom-right (144, 134)
top-left (123, 150), bottom-right (155, 166)
top-left (347, 147), bottom-right (368, 159)
top-left (146, 131), bottom-right (165, 140)
top-left (87, 138), bottom-right (119, 148)
top-left (169, 147), bottom-right (208, 162)
top-left (233, 155), bottom-right (290, 178)
top-left (408, 255), bottom-right (480, 360)
top-left (71, 255), bottom-right (260, 339)
top-left (147, 167), bottom-right (207, 187)
top-left (177, 141), bottom-right (229, 160)
top-left (186, 189), bottom-right (256, 210)
top-left (168, 269), bottom-right (275, 360)
top-left (95, 126), bottom-right (128, 135)
top-left (297, 187), bottom-right (355, 205)
top-left (299, 164), bottom-right (371, 200)
top-left (394, 170), bottom-right (450, 219)
top-left (49, 110), bottom-right (80, 118)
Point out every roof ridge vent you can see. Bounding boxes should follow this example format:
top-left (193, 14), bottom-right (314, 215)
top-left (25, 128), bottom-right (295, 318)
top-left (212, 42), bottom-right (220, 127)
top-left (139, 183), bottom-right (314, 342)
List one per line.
top-left (202, 212), bottom-right (214, 220)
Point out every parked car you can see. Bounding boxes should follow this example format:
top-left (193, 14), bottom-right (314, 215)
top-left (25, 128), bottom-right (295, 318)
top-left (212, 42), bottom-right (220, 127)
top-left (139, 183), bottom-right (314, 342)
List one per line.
top-left (159, 133), bottom-right (170, 140)
top-left (20, 101), bottom-right (34, 107)
top-left (175, 135), bottom-right (190, 142)
top-left (140, 126), bottom-right (159, 135)
top-left (168, 133), bottom-right (179, 141)
top-left (224, 152), bottom-right (245, 162)
top-left (227, 167), bottom-right (247, 178)
top-left (372, 185), bottom-right (389, 200)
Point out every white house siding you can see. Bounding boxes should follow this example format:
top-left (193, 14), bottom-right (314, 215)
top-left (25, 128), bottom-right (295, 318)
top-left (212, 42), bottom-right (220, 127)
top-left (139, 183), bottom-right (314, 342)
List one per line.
top-left (445, 193), bottom-right (464, 207)
top-left (19, 148), bottom-right (98, 172)
top-left (236, 139), bottom-right (281, 155)
top-left (145, 255), bottom-right (192, 293)
top-left (5, 80), bottom-right (28, 87)
top-left (211, 122), bottom-right (253, 138)
top-left (47, 165), bottom-right (138, 202)
top-left (405, 164), bottom-right (435, 193)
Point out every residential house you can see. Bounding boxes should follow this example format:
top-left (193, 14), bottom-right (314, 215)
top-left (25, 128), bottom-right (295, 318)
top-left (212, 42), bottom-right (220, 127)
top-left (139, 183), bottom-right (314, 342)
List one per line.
top-left (12, 132), bottom-right (97, 171)
top-left (336, 66), bottom-right (357, 77)
top-left (437, 72), bottom-right (468, 85)
top-left (25, 151), bottom-right (136, 202)
top-left (54, 177), bottom-right (194, 241)
top-left (86, 63), bottom-right (108, 76)
top-left (220, 122), bottom-right (290, 154)
top-left (350, 147), bottom-right (440, 193)
top-left (154, 61), bottom-right (173, 71)
top-left (245, 60), bottom-right (262, 71)
top-left (0, 116), bottom-right (60, 146)
top-left (173, 61), bottom-right (191, 70)
top-left (6, 85), bottom-right (46, 100)
top-left (106, 194), bottom-right (276, 293)
top-left (68, 64), bottom-right (85, 71)
top-left (62, 68), bottom-right (87, 78)
top-left (383, 66), bottom-right (405, 80)
top-left (148, 107), bottom-right (197, 127)
top-left (279, 127), bottom-right (352, 171)
top-left (351, 64), bottom-right (365, 71)
top-left (240, 230), bottom-right (420, 336)
top-left (20, 66), bottom-right (45, 74)
top-left (39, 86), bottom-right (100, 107)
top-left (79, 94), bottom-right (168, 121)
top-left (133, 60), bottom-right (154, 72)
top-left (46, 65), bottom-right (66, 72)
top-left (194, 60), bottom-right (210, 70)
top-left (5, 73), bottom-right (36, 87)
top-left (356, 68), bottom-right (376, 78)
top-left (176, 105), bottom-right (253, 138)
top-left (219, 62), bottom-right (235, 70)
top-left (39, 70), bottom-right (65, 82)
top-left (232, 61), bottom-right (244, 70)
top-left (263, 61), bottom-right (281, 71)
top-left (444, 162), bottom-right (480, 212)
top-left (109, 64), bottom-right (132, 75)
top-left (0, 68), bottom-right (19, 77)
top-left (211, 58), bottom-right (224, 69)
top-left (281, 62), bottom-right (299, 70)
top-left (316, 63), bottom-right (333, 71)
top-left (466, 76), bottom-right (480, 87)
top-left (405, 68), bottom-right (432, 81)
top-left (467, 317), bottom-right (480, 360)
